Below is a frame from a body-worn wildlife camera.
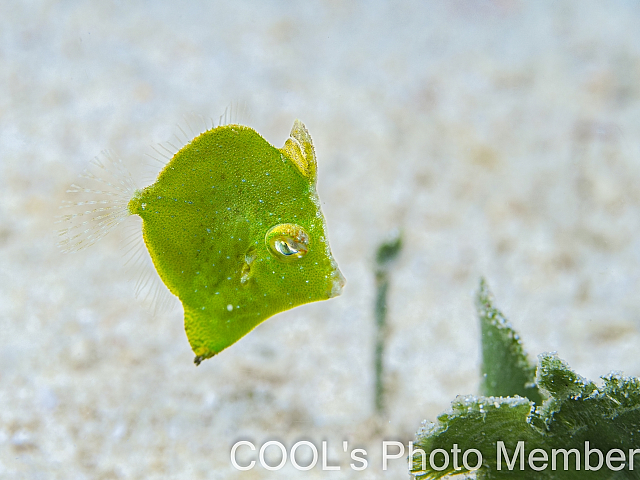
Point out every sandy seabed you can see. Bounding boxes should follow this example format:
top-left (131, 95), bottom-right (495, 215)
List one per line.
top-left (2, 1), bottom-right (640, 478)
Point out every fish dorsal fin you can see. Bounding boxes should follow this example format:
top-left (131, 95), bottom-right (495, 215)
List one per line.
top-left (280, 119), bottom-right (317, 183)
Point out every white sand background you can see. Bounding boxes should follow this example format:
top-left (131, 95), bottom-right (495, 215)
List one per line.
top-left (2, 0), bottom-right (640, 478)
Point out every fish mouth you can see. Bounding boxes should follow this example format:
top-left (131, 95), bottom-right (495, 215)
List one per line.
top-left (329, 267), bottom-right (346, 298)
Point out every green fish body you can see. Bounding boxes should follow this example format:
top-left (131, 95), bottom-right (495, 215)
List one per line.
top-left (126, 120), bottom-right (344, 363)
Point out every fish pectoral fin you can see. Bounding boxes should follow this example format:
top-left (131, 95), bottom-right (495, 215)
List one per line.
top-left (280, 119), bottom-right (317, 183)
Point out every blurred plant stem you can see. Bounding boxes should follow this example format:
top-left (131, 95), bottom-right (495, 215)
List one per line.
top-left (374, 230), bottom-right (402, 415)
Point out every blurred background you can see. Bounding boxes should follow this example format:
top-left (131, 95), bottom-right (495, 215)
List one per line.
top-left (3, 0), bottom-right (640, 478)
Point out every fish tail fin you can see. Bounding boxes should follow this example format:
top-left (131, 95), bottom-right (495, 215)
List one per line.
top-left (56, 150), bottom-right (138, 253)
top-left (58, 150), bottom-right (178, 316)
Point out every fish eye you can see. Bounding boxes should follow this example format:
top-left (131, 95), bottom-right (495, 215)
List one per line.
top-left (266, 223), bottom-right (310, 261)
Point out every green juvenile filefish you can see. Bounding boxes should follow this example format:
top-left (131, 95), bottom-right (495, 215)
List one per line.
top-left (59, 119), bottom-right (345, 364)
